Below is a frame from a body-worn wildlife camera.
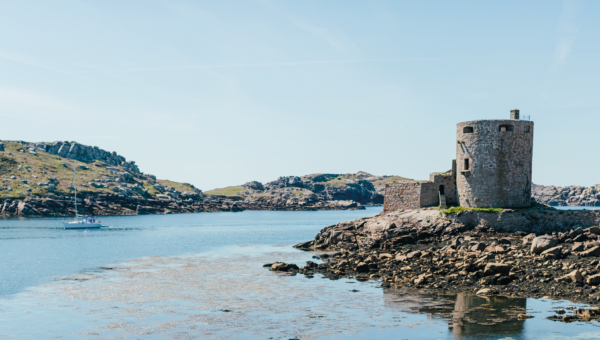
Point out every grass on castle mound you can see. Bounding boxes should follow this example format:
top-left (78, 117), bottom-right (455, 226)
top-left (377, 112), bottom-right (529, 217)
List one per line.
top-left (441, 202), bottom-right (557, 215)
top-left (442, 206), bottom-right (505, 214)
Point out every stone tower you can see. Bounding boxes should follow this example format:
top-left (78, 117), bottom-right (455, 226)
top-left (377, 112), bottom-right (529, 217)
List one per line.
top-left (455, 111), bottom-right (534, 208)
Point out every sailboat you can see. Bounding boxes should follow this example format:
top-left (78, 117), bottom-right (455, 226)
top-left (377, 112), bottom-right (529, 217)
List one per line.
top-left (63, 164), bottom-right (102, 229)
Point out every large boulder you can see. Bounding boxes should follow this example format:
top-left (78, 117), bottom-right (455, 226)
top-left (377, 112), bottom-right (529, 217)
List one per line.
top-left (522, 233), bottom-right (537, 245)
top-left (270, 262), bottom-right (299, 272)
top-left (557, 270), bottom-right (583, 284)
top-left (483, 263), bottom-right (511, 276)
top-left (265, 176), bottom-right (304, 189)
top-left (531, 236), bottom-right (557, 254)
top-left (580, 246), bottom-right (600, 257)
top-left (243, 181), bottom-right (264, 191)
top-left (541, 246), bottom-right (563, 258)
top-left (354, 262), bottom-right (370, 273)
top-left (586, 274), bottom-right (600, 285)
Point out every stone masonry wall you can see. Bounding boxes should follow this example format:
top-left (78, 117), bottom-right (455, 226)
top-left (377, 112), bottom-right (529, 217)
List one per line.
top-left (384, 173), bottom-right (460, 213)
top-left (456, 119), bottom-right (533, 208)
top-left (420, 182), bottom-right (439, 207)
top-left (383, 181), bottom-right (421, 213)
top-left (453, 208), bottom-right (600, 233)
top-left (429, 173), bottom-right (458, 206)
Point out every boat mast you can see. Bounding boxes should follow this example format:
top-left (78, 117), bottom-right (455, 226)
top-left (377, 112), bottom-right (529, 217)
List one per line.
top-left (73, 164), bottom-right (77, 220)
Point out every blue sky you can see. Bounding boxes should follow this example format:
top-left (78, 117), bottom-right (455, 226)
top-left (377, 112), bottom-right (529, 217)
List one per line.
top-left (0, 0), bottom-right (598, 189)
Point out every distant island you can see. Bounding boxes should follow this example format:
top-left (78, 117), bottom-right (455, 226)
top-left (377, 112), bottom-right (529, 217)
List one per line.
top-left (0, 140), bottom-right (597, 217)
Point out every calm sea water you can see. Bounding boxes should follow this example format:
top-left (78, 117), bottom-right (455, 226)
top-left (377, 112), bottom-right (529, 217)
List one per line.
top-left (0, 208), bottom-right (381, 297)
top-left (2, 207), bottom-right (600, 339)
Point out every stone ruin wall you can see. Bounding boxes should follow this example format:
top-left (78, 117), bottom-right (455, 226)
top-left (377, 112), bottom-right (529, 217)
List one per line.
top-left (419, 182), bottom-right (440, 207)
top-left (429, 173), bottom-right (458, 206)
top-left (456, 119), bottom-right (533, 208)
top-left (384, 172), bottom-right (459, 213)
top-left (453, 209), bottom-right (600, 233)
top-left (383, 181), bottom-right (421, 213)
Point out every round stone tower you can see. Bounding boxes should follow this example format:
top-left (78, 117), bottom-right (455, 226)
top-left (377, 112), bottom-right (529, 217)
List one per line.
top-left (456, 110), bottom-right (534, 208)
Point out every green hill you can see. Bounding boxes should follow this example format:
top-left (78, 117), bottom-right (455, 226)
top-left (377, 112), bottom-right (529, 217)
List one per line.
top-left (0, 140), bottom-right (199, 200)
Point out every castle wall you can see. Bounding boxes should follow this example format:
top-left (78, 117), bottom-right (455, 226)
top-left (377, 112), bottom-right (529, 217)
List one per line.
top-left (453, 209), bottom-right (600, 233)
top-left (456, 119), bottom-right (533, 208)
top-left (383, 182), bottom-right (422, 213)
top-left (429, 173), bottom-right (458, 206)
top-left (419, 182), bottom-right (439, 207)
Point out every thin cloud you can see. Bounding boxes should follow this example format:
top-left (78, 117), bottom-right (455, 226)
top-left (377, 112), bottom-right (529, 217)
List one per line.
top-left (83, 55), bottom-right (542, 73)
top-left (256, 0), bottom-right (363, 57)
top-left (0, 49), bottom-right (90, 80)
top-left (0, 86), bottom-right (203, 133)
top-left (550, 0), bottom-right (579, 72)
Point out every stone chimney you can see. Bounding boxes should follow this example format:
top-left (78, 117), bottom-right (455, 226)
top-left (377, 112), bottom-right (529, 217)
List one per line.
top-left (510, 109), bottom-right (520, 120)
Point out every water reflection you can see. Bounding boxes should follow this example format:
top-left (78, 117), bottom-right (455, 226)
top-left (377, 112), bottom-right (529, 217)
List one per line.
top-left (383, 288), bottom-right (528, 338)
top-left (451, 293), bottom-right (526, 338)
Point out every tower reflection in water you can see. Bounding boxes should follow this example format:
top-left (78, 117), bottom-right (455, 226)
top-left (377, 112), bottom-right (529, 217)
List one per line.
top-left (383, 289), bottom-right (527, 338)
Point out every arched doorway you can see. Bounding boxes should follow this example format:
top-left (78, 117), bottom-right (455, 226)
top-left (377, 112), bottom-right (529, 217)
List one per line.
top-left (439, 185), bottom-right (445, 195)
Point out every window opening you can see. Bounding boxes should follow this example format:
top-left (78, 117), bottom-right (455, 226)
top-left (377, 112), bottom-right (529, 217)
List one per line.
top-left (464, 159), bottom-right (470, 171)
top-left (439, 185), bottom-right (445, 195)
top-left (499, 124), bottom-right (514, 132)
top-left (463, 126), bottom-right (474, 133)
top-left (525, 125), bottom-right (530, 133)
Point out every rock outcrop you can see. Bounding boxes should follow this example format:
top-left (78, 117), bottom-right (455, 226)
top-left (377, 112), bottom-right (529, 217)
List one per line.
top-left (288, 205), bottom-right (600, 305)
top-left (533, 183), bottom-right (600, 207)
top-left (0, 194), bottom-right (370, 217)
top-left (1, 140), bottom-right (394, 216)
top-left (33, 141), bottom-right (141, 174)
top-left (207, 172), bottom-right (410, 209)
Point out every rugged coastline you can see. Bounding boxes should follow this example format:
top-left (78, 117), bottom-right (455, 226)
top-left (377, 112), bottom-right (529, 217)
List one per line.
top-left (0, 140), bottom-right (387, 217)
top-left (533, 183), bottom-right (600, 207)
top-left (1, 193), bottom-right (367, 217)
top-left (2, 139), bottom-right (599, 217)
top-left (270, 205), bottom-right (600, 316)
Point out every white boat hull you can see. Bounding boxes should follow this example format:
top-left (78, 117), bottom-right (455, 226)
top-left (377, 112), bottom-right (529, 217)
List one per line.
top-left (63, 221), bottom-right (102, 229)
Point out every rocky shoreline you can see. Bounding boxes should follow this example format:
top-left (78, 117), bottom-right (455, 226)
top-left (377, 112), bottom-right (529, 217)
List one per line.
top-left (533, 183), bottom-right (600, 207)
top-left (266, 205), bottom-right (600, 310)
top-left (1, 140), bottom-right (380, 217)
top-left (0, 194), bottom-right (369, 217)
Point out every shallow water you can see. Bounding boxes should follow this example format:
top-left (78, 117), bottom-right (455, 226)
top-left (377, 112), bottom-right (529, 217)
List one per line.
top-left (555, 206), bottom-right (600, 211)
top-left (2, 207), bottom-right (600, 339)
top-left (0, 209), bottom-right (379, 297)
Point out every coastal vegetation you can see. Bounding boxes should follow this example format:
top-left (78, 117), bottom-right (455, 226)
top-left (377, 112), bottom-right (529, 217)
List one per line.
top-left (442, 206), bottom-right (505, 214)
top-left (205, 186), bottom-right (246, 198)
top-left (0, 140), bottom-right (199, 200)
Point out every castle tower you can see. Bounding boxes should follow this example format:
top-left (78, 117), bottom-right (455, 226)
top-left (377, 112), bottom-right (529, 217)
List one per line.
top-left (455, 111), bottom-right (534, 208)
